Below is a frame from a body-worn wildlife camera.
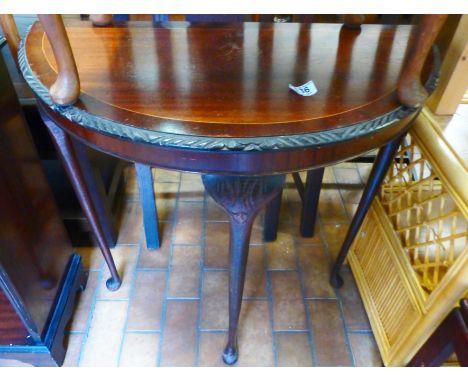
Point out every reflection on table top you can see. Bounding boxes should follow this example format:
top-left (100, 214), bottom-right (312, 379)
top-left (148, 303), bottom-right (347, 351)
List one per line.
top-left (24, 21), bottom-right (425, 139)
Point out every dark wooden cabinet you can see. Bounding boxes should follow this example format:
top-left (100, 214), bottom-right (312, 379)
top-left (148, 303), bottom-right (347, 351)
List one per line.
top-left (0, 38), bottom-right (86, 366)
top-left (1, 15), bottom-right (126, 248)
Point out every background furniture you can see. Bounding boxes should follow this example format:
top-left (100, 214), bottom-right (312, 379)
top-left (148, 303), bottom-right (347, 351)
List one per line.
top-left (0, 14), bottom-right (126, 247)
top-left (347, 108), bottom-right (468, 366)
top-left (427, 15), bottom-right (468, 115)
top-left (0, 40), bottom-right (86, 366)
top-left (80, 14), bottom-right (444, 246)
top-left (85, 14), bottom-right (456, 245)
top-left (408, 299), bottom-right (468, 366)
top-left (16, 15), bottom-right (444, 364)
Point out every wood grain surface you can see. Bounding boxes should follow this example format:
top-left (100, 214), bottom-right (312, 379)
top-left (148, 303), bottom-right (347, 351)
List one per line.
top-left (25, 20), bottom-right (429, 138)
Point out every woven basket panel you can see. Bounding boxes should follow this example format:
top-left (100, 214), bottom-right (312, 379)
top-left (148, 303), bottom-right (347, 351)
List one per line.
top-left (351, 208), bottom-right (421, 348)
top-left (379, 136), bottom-right (468, 295)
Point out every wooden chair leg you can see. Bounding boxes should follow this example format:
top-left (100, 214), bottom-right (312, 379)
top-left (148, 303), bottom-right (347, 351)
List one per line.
top-left (264, 167), bottom-right (323, 241)
top-left (263, 188), bottom-right (283, 242)
top-left (300, 168), bottom-right (324, 237)
top-left (135, 163), bottom-right (160, 249)
top-left (408, 307), bottom-right (468, 366)
top-left (202, 174), bottom-right (285, 365)
top-left (330, 134), bottom-right (404, 288)
top-left (40, 106), bottom-right (121, 291)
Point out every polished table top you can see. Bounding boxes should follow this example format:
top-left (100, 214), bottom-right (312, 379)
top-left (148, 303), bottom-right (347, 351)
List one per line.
top-left (20, 20), bottom-right (437, 175)
top-left (21, 21), bottom-right (435, 150)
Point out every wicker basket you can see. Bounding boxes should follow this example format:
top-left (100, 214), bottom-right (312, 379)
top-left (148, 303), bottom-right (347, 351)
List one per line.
top-left (348, 108), bottom-right (468, 366)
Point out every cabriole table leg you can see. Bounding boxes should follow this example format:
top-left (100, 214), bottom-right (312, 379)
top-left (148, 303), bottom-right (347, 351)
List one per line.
top-left (41, 112), bottom-right (122, 291)
top-left (202, 174), bottom-right (285, 365)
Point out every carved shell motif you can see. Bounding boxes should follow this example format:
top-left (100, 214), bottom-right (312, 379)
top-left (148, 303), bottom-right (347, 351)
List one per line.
top-left (202, 175), bottom-right (285, 224)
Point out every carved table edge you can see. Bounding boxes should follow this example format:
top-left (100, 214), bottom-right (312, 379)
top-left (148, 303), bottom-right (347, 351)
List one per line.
top-left (18, 36), bottom-right (440, 153)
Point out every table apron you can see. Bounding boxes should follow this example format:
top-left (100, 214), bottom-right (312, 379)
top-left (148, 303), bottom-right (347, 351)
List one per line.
top-left (39, 102), bottom-right (417, 176)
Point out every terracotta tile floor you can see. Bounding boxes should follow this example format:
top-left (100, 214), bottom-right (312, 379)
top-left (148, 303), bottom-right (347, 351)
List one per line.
top-left (64, 163), bottom-right (383, 367)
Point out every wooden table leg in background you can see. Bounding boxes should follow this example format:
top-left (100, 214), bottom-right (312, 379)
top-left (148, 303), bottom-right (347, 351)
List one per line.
top-left (330, 133), bottom-right (406, 288)
top-left (135, 163), bottom-right (161, 250)
top-left (263, 188), bottom-right (283, 242)
top-left (300, 168), bottom-right (325, 237)
top-left (264, 167), bottom-right (324, 240)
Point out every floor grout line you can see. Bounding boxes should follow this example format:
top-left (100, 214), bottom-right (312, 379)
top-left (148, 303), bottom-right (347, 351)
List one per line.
top-left (126, 329), bottom-right (162, 334)
top-left (178, 200), bottom-right (204, 205)
top-left (273, 329), bottom-right (310, 333)
top-left (284, 183), bottom-right (318, 367)
top-left (117, 238), bottom-right (142, 366)
top-left (317, 170), bottom-right (356, 367)
top-left (304, 296), bottom-right (339, 300)
top-left (166, 297), bottom-right (201, 301)
top-left (348, 329), bottom-right (374, 334)
top-left (204, 267), bottom-right (229, 272)
top-left (199, 329), bottom-right (228, 333)
top-left (171, 243), bottom-right (202, 247)
top-left (68, 330), bottom-right (85, 335)
top-left (264, 242), bottom-right (278, 367)
top-left (266, 268), bottom-right (299, 272)
top-left (71, 165), bottom-right (381, 367)
top-left (76, 250), bottom-right (106, 366)
top-left (195, 189), bottom-right (208, 366)
top-left (109, 243), bottom-right (139, 247)
top-left (156, 171), bottom-right (181, 367)
top-left (135, 268), bottom-right (169, 272)
top-left (84, 269), bottom-right (102, 273)
top-left (95, 298), bottom-right (130, 302)
top-left (335, 289), bottom-right (357, 367)
top-left (241, 296), bottom-right (268, 301)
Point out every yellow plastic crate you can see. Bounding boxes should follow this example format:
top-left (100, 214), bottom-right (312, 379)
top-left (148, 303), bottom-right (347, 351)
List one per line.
top-left (348, 108), bottom-right (468, 366)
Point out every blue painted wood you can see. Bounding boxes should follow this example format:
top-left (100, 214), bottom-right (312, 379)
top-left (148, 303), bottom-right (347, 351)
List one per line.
top-left (135, 163), bottom-right (160, 249)
top-left (153, 15), bottom-right (169, 23)
top-left (112, 15), bottom-right (170, 23)
top-left (112, 15), bottom-right (129, 22)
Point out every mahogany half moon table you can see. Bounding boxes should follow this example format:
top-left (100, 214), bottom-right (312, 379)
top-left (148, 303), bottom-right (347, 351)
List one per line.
top-left (19, 20), bottom-right (438, 365)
